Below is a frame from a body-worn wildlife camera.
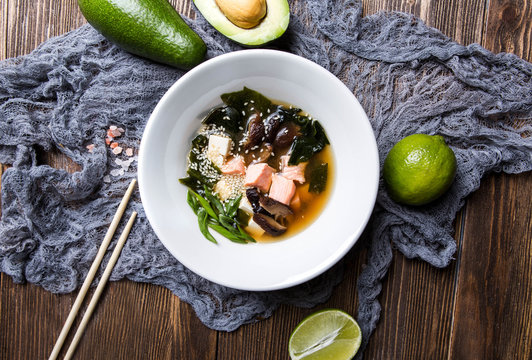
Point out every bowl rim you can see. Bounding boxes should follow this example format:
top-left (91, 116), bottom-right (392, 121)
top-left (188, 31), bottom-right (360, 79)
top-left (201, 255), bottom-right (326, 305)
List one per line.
top-left (138, 49), bottom-right (379, 291)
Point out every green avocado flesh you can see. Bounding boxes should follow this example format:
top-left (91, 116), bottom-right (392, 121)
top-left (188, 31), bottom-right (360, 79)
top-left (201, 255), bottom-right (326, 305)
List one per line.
top-left (78, 0), bottom-right (206, 69)
top-left (193, 0), bottom-right (289, 46)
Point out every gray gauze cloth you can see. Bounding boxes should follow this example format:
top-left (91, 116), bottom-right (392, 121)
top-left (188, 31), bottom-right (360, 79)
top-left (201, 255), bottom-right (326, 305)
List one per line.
top-left (1, 0), bottom-right (531, 355)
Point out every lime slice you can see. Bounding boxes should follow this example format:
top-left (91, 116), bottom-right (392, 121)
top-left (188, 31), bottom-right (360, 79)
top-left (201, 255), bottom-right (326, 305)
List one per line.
top-left (289, 309), bottom-right (362, 360)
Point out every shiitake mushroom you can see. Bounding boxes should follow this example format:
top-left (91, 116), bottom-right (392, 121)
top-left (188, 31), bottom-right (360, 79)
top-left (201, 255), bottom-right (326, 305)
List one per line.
top-left (244, 113), bottom-right (265, 149)
top-left (253, 213), bottom-right (287, 236)
top-left (246, 187), bottom-right (293, 236)
top-left (274, 122), bottom-right (299, 149)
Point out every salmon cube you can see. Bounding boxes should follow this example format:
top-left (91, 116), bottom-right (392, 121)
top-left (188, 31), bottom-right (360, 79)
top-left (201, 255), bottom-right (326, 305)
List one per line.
top-left (269, 174), bottom-right (296, 205)
top-left (221, 157), bottom-right (246, 175)
top-left (280, 155), bottom-right (307, 184)
top-left (244, 163), bottom-right (274, 192)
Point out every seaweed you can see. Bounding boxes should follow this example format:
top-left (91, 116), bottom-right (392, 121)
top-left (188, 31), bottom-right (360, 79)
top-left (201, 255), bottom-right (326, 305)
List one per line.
top-left (288, 120), bottom-right (330, 165)
top-left (308, 162), bottom-right (328, 193)
top-left (221, 87), bottom-right (273, 115)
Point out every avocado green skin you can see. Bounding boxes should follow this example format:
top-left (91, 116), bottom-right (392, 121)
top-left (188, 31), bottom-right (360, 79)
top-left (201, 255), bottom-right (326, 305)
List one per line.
top-left (78, 0), bottom-right (206, 69)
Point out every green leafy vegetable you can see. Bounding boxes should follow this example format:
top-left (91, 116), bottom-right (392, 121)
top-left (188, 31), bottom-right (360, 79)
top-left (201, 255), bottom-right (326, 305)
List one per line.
top-left (308, 163), bottom-right (328, 193)
top-left (288, 120), bottom-right (330, 165)
top-left (202, 105), bottom-right (243, 136)
top-left (179, 134), bottom-right (220, 194)
top-left (197, 208), bottom-right (217, 244)
top-left (186, 190), bottom-right (255, 244)
top-left (224, 194), bottom-right (242, 218)
top-left (221, 87), bottom-right (273, 115)
top-left (193, 191), bottom-right (218, 220)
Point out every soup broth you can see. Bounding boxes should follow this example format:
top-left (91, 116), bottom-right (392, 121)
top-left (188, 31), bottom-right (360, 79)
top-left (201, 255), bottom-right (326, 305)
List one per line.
top-left (180, 87), bottom-right (334, 244)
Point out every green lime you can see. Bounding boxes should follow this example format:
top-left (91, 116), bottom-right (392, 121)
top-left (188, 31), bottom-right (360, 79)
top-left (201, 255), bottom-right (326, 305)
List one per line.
top-left (383, 134), bottom-right (457, 206)
top-left (288, 309), bottom-right (362, 360)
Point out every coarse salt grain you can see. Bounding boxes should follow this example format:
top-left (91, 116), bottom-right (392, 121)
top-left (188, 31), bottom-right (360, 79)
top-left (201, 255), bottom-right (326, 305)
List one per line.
top-left (86, 144), bottom-right (95, 153)
top-left (125, 148), bottom-right (134, 157)
top-left (110, 169), bottom-right (123, 177)
top-left (109, 125), bottom-right (117, 131)
top-left (110, 142), bottom-right (118, 149)
top-left (112, 146), bottom-right (123, 155)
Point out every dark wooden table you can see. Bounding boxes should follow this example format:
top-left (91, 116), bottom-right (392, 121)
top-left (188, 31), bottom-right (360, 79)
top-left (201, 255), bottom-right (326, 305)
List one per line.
top-left (1, 0), bottom-right (531, 359)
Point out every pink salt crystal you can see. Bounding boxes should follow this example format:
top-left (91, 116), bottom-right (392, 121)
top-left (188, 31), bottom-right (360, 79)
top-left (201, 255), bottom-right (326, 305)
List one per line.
top-left (125, 148), bottom-right (134, 157)
top-left (112, 146), bottom-right (123, 155)
top-left (109, 125), bottom-right (117, 131)
top-left (86, 144), bottom-right (95, 153)
top-left (117, 127), bottom-right (125, 133)
top-left (111, 129), bottom-right (122, 137)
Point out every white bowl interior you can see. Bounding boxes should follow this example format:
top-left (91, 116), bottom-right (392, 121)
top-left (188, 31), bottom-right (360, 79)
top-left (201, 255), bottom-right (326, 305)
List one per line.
top-left (139, 50), bottom-right (379, 291)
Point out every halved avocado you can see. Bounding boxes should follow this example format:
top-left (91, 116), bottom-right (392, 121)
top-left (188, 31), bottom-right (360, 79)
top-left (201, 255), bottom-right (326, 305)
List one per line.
top-left (194, 0), bottom-right (290, 46)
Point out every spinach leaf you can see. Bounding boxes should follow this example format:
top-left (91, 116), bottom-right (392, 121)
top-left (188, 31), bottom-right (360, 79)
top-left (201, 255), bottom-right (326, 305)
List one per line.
top-left (308, 163), bottom-right (328, 193)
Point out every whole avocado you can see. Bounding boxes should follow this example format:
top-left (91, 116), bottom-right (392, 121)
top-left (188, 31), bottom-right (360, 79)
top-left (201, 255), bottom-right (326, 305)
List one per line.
top-left (78, 0), bottom-right (206, 70)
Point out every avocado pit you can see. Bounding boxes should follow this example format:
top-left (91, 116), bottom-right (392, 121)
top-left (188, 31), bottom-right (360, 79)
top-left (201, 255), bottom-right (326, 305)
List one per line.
top-left (215, 0), bottom-right (267, 29)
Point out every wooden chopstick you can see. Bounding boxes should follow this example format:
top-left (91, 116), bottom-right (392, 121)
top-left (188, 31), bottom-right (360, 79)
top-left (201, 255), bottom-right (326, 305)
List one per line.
top-left (49, 179), bottom-right (137, 360)
top-left (63, 211), bottom-right (137, 360)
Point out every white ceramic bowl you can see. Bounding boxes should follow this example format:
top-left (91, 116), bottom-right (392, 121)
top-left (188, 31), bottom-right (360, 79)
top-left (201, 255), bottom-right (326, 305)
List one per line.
top-left (139, 49), bottom-right (379, 291)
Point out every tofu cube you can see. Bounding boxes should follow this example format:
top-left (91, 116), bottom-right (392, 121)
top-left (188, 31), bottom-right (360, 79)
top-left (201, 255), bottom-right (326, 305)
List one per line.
top-left (239, 194), bottom-right (254, 215)
top-left (207, 135), bottom-right (232, 167)
top-left (245, 217), bottom-right (265, 237)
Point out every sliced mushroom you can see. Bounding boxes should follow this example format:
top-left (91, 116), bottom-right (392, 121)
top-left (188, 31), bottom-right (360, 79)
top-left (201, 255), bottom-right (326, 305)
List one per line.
top-left (252, 143), bottom-right (273, 163)
top-left (263, 112), bottom-right (282, 143)
top-left (244, 113), bottom-right (265, 149)
top-left (246, 187), bottom-right (262, 213)
top-left (253, 213), bottom-right (287, 236)
top-left (274, 122), bottom-right (299, 149)
top-left (259, 196), bottom-right (293, 219)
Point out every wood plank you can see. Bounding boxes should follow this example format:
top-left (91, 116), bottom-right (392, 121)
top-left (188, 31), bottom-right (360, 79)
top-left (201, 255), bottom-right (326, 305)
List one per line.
top-left (216, 239), bottom-right (367, 360)
top-left (0, 1), bottom-right (217, 359)
top-left (449, 0), bottom-right (532, 357)
top-left (1, 0), bottom-right (531, 359)
top-left (450, 172), bottom-right (532, 359)
top-left (359, 1), bottom-right (486, 358)
top-left (362, 0), bottom-right (487, 46)
top-left (484, 0), bottom-right (532, 58)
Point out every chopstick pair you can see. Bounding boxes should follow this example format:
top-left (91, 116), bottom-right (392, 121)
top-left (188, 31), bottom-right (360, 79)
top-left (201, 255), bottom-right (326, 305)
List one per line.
top-left (49, 179), bottom-right (138, 360)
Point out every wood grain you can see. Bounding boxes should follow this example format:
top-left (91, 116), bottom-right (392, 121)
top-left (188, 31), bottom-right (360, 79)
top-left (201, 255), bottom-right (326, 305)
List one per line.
top-left (450, 172), bottom-right (532, 359)
top-left (448, 0), bottom-right (532, 358)
top-left (1, 0), bottom-right (531, 359)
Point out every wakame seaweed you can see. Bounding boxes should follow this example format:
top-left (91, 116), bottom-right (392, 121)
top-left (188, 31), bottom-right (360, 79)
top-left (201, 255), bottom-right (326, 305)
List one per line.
top-left (308, 163), bottom-right (328, 193)
top-left (288, 120), bottom-right (330, 165)
top-left (179, 134), bottom-right (220, 194)
top-left (221, 87), bottom-right (273, 115)
top-left (202, 106), bottom-right (243, 137)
